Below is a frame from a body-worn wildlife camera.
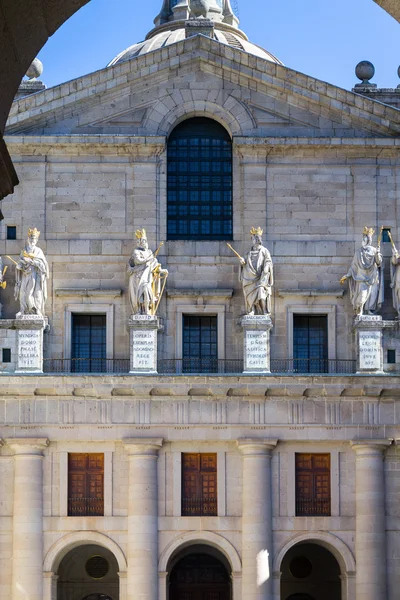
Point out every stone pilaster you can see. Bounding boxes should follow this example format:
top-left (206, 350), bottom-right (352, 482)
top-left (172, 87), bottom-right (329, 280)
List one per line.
top-left (351, 439), bottom-right (391, 600)
top-left (237, 439), bottom-right (278, 600)
top-left (6, 438), bottom-right (49, 600)
top-left (124, 438), bottom-right (163, 600)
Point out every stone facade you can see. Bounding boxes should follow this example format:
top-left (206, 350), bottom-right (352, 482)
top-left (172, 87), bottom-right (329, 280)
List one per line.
top-left (0, 7), bottom-right (399, 600)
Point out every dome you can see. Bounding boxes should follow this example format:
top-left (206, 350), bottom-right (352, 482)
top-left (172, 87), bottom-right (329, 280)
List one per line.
top-left (108, 26), bottom-right (282, 66)
top-left (107, 0), bottom-right (282, 67)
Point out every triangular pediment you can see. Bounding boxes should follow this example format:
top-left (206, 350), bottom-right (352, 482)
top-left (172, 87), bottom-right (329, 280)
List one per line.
top-left (5, 35), bottom-right (400, 139)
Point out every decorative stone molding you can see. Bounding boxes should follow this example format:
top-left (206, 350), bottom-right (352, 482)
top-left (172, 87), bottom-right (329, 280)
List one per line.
top-left (272, 531), bottom-right (356, 575)
top-left (5, 437), bottom-right (49, 454)
top-left (237, 438), bottom-right (278, 454)
top-left (123, 438), bottom-right (164, 455)
top-left (43, 531), bottom-right (128, 573)
top-left (158, 530), bottom-right (242, 573)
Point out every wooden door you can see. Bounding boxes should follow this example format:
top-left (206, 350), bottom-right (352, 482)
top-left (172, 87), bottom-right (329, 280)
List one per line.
top-left (295, 453), bottom-right (330, 516)
top-left (170, 554), bottom-right (230, 600)
top-left (68, 453), bottom-right (104, 516)
top-left (182, 453), bottom-right (217, 516)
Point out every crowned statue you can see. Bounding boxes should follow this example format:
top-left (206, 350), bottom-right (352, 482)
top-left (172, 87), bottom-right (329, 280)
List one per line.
top-left (387, 231), bottom-right (400, 317)
top-left (340, 226), bottom-right (384, 317)
top-left (14, 227), bottom-right (49, 318)
top-left (128, 229), bottom-right (168, 316)
top-left (228, 227), bottom-right (274, 316)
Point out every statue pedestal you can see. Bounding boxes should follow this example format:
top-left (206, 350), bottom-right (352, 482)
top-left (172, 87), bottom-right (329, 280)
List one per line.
top-left (15, 315), bottom-right (46, 374)
top-left (129, 315), bottom-right (162, 374)
top-left (353, 315), bottom-right (384, 374)
top-left (240, 315), bottom-right (273, 374)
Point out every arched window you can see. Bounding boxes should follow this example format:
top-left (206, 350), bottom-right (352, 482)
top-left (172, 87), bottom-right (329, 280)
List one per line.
top-left (167, 118), bottom-right (233, 240)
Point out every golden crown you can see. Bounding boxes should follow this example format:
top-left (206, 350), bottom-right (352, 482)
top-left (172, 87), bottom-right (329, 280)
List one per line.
top-left (363, 226), bottom-right (375, 237)
top-left (28, 227), bottom-right (40, 238)
top-left (135, 228), bottom-right (147, 240)
top-left (250, 227), bottom-right (263, 236)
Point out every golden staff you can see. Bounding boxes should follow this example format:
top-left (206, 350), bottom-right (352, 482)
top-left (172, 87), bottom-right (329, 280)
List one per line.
top-left (153, 272), bottom-right (168, 316)
top-left (6, 255), bottom-right (18, 266)
top-left (226, 242), bottom-right (243, 262)
top-left (388, 231), bottom-right (399, 255)
top-left (377, 225), bottom-right (384, 248)
top-left (154, 242), bottom-right (164, 258)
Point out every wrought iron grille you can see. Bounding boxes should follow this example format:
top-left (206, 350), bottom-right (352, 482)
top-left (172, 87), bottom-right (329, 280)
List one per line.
top-left (181, 497), bottom-right (218, 516)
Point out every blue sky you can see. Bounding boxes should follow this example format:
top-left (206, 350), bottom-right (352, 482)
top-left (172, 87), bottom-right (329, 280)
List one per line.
top-left (37, 0), bottom-right (399, 92)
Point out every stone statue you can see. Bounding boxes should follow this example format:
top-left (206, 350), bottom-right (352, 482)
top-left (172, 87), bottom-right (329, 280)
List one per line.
top-left (189, 0), bottom-right (210, 19)
top-left (14, 227), bottom-right (49, 318)
top-left (389, 232), bottom-right (400, 317)
top-left (340, 226), bottom-right (384, 316)
top-left (228, 227), bottom-right (274, 316)
top-left (128, 229), bottom-right (168, 316)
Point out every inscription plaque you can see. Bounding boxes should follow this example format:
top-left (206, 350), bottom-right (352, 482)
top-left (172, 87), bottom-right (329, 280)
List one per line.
top-left (359, 330), bottom-right (382, 371)
top-left (131, 330), bottom-right (156, 372)
top-left (17, 329), bottom-right (43, 372)
top-left (246, 330), bottom-right (269, 370)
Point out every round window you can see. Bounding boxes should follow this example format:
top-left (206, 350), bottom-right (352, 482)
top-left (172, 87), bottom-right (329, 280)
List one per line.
top-left (289, 556), bottom-right (313, 579)
top-left (85, 556), bottom-right (109, 579)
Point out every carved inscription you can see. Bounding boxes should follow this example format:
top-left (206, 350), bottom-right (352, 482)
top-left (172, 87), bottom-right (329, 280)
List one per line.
top-left (246, 330), bottom-right (268, 369)
top-left (17, 330), bottom-right (42, 370)
top-left (359, 331), bottom-right (381, 370)
top-left (132, 330), bottom-right (156, 371)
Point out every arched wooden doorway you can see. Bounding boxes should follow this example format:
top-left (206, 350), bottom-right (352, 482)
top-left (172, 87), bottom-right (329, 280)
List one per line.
top-left (281, 543), bottom-right (341, 600)
top-left (169, 545), bottom-right (232, 600)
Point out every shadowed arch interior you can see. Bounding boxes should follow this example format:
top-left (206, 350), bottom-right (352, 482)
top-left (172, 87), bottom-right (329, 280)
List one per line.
top-left (281, 542), bottom-right (341, 600)
top-left (168, 543), bottom-right (232, 600)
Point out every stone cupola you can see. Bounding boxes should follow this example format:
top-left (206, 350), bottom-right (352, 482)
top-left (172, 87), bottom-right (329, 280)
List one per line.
top-left (108, 0), bottom-right (282, 67)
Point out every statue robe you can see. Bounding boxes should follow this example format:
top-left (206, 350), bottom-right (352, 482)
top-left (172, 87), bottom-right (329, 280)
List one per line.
top-left (128, 247), bottom-right (160, 315)
top-left (240, 245), bottom-right (274, 314)
top-left (16, 246), bottom-right (49, 317)
top-left (391, 255), bottom-right (400, 316)
top-left (346, 244), bottom-right (383, 314)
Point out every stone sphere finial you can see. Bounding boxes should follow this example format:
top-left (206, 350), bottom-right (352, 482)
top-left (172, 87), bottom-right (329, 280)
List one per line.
top-left (26, 58), bottom-right (43, 81)
top-left (355, 60), bottom-right (375, 85)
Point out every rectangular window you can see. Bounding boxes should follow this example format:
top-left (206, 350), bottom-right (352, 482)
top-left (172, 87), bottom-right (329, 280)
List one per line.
top-left (68, 453), bottom-right (104, 516)
top-left (71, 314), bottom-right (106, 373)
top-left (182, 453), bottom-right (217, 516)
top-left (182, 315), bottom-right (218, 373)
top-left (388, 349), bottom-right (396, 364)
top-left (295, 453), bottom-right (331, 516)
top-left (2, 348), bottom-right (11, 363)
top-left (6, 226), bottom-right (16, 240)
top-left (293, 315), bottom-right (328, 373)
top-left (382, 227), bottom-right (391, 243)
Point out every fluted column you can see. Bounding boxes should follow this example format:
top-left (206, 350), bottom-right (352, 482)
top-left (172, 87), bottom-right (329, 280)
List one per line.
top-left (237, 439), bottom-right (278, 600)
top-left (124, 438), bottom-right (163, 600)
top-left (351, 440), bottom-right (391, 600)
top-left (6, 438), bottom-right (49, 600)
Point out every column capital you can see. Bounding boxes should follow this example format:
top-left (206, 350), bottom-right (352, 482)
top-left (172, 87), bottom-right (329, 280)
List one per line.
top-left (237, 438), bottom-right (278, 455)
top-left (351, 439), bottom-right (392, 455)
top-left (5, 437), bottom-right (49, 455)
top-left (123, 438), bottom-right (163, 456)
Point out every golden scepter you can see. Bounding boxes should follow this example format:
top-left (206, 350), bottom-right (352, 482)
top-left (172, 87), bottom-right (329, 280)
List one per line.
top-left (154, 242), bottom-right (164, 257)
top-left (377, 225), bottom-right (384, 249)
top-left (226, 242), bottom-right (244, 262)
top-left (6, 255), bottom-right (18, 266)
top-left (388, 231), bottom-right (399, 256)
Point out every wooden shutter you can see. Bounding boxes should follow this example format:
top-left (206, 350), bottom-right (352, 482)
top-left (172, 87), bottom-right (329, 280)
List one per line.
top-left (68, 453), bottom-right (104, 516)
top-left (182, 453), bottom-right (217, 516)
top-left (295, 453), bottom-right (330, 516)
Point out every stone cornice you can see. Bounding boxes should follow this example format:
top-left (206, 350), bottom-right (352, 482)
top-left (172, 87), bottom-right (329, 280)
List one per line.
top-left (6, 36), bottom-right (400, 138)
top-left (4, 135), bottom-right (166, 157)
top-left (55, 288), bottom-right (123, 298)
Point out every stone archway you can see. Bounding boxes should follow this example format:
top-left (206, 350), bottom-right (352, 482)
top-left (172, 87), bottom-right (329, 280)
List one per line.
top-left (159, 531), bottom-right (241, 600)
top-left (280, 542), bottom-right (341, 600)
top-left (43, 531), bottom-right (127, 600)
top-left (57, 545), bottom-right (119, 600)
top-left (273, 532), bottom-right (356, 600)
